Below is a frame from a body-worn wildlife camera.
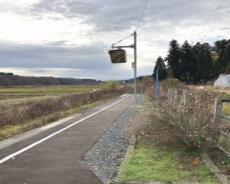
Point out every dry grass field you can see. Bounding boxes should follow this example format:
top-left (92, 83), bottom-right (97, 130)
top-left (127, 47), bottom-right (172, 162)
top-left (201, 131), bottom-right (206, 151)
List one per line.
top-left (0, 85), bottom-right (102, 101)
top-left (0, 84), bottom-right (129, 140)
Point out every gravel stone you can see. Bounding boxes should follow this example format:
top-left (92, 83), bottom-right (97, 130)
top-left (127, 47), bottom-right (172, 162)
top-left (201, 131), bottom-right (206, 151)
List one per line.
top-left (83, 96), bottom-right (143, 183)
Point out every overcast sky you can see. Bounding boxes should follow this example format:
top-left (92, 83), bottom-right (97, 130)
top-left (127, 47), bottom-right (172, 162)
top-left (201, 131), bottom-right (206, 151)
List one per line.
top-left (0, 0), bottom-right (229, 80)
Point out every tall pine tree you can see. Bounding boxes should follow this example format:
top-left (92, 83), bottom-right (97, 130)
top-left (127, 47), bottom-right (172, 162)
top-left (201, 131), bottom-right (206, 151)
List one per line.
top-left (166, 40), bottom-right (182, 79)
top-left (192, 42), bottom-right (213, 82)
top-left (180, 41), bottom-right (196, 83)
top-left (153, 57), bottom-right (167, 81)
top-left (214, 39), bottom-right (230, 74)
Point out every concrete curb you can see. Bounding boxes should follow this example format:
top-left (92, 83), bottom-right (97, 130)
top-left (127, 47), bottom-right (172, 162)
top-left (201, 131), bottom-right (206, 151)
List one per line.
top-left (201, 152), bottom-right (229, 184)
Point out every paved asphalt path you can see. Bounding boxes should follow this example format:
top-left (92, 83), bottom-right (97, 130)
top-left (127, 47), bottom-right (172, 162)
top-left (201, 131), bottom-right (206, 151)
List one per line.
top-left (0, 94), bottom-right (134, 184)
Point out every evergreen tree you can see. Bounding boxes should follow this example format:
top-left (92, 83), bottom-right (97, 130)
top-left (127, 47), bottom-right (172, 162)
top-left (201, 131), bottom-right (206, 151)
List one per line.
top-left (215, 39), bottom-right (229, 55)
top-left (153, 57), bottom-right (167, 81)
top-left (214, 39), bottom-right (230, 74)
top-left (163, 38), bottom-right (229, 84)
top-left (180, 41), bottom-right (196, 83)
top-left (219, 42), bottom-right (230, 73)
top-left (166, 40), bottom-right (182, 79)
top-left (192, 42), bottom-right (213, 82)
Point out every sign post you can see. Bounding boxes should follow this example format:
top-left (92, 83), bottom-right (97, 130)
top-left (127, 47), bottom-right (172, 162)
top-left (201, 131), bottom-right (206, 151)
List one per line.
top-left (155, 68), bottom-right (159, 100)
top-left (133, 31), bottom-right (137, 105)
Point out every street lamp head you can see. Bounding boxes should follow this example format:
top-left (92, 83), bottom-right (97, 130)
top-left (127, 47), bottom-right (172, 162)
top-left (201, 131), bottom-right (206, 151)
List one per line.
top-left (108, 49), bottom-right (127, 64)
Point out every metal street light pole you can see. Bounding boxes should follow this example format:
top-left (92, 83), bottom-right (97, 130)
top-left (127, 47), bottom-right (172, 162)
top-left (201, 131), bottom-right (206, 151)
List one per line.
top-left (133, 31), bottom-right (137, 105)
top-left (111, 31), bottom-right (138, 105)
top-left (155, 68), bottom-right (159, 100)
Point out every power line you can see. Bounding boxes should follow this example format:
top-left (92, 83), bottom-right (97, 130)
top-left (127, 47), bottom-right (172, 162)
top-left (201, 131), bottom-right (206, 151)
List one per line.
top-left (112, 33), bottom-right (134, 47)
top-left (135, 0), bottom-right (149, 31)
top-left (112, 0), bottom-right (149, 46)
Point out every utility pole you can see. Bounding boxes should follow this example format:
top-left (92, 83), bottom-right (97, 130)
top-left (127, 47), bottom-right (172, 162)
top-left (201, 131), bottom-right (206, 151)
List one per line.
top-left (111, 32), bottom-right (138, 105)
top-left (155, 68), bottom-right (159, 100)
top-left (134, 31), bottom-right (137, 105)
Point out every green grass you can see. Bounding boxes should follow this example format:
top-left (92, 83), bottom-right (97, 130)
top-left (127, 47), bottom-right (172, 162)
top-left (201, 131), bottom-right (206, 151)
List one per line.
top-left (0, 101), bottom-right (101, 141)
top-left (223, 103), bottom-right (230, 116)
top-left (117, 140), bottom-right (217, 184)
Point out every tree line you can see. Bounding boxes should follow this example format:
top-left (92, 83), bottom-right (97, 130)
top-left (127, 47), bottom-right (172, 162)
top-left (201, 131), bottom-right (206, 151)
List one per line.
top-left (0, 75), bottom-right (102, 86)
top-left (153, 39), bottom-right (230, 83)
top-left (0, 72), bottom-right (14, 76)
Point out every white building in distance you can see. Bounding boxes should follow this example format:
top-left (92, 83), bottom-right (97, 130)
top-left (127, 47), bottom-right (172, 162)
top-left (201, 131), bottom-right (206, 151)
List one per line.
top-left (214, 74), bottom-right (230, 88)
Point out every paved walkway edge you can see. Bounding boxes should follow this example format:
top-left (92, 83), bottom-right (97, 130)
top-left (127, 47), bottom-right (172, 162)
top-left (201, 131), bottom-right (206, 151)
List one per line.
top-left (0, 114), bottom-right (80, 150)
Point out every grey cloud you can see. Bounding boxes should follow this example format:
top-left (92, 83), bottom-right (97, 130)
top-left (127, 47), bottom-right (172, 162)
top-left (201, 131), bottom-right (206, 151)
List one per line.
top-left (31, 0), bottom-right (230, 32)
top-left (0, 42), bottom-right (135, 79)
top-left (1, 0), bottom-right (230, 80)
top-left (221, 27), bottom-right (230, 30)
top-left (33, 0), bottom-right (100, 18)
top-left (0, 67), bottom-right (131, 80)
top-left (145, 0), bottom-right (230, 26)
top-left (0, 42), bottom-right (112, 70)
top-left (1, 39), bottom-right (142, 79)
top-left (2, 0), bottom-right (230, 33)
top-left (32, 0), bottom-right (145, 31)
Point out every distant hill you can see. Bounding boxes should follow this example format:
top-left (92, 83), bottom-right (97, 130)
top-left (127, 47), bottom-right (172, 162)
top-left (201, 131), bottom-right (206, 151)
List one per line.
top-left (119, 75), bottom-right (152, 84)
top-left (0, 73), bottom-right (102, 86)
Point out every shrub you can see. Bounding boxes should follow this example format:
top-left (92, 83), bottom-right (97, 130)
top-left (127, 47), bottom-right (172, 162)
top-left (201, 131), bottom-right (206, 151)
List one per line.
top-left (149, 80), bottom-right (219, 149)
top-left (103, 81), bottom-right (119, 90)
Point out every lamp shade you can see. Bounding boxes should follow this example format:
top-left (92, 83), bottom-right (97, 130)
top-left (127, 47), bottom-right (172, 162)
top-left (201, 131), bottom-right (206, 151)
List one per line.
top-left (108, 49), bottom-right (127, 64)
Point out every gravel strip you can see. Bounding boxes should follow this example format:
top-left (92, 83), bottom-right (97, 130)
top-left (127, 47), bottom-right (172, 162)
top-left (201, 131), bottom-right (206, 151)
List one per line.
top-left (83, 97), bottom-right (143, 183)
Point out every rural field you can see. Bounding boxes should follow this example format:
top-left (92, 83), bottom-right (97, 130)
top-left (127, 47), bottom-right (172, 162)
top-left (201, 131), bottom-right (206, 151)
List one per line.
top-left (0, 83), bottom-right (129, 140)
top-left (1, 1), bottom-right (230, 184)
top-left (0, 85), bottom-right (103, 101)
